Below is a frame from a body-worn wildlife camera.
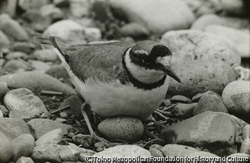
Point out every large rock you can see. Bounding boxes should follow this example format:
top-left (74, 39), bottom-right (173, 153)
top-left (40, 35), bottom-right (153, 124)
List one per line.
top-left (191, 14), bottom-right (249, 31)
top-left (168, 59), bottom-right (238, 98)
top-left (4, 88), bottom-right (49, 119)
top-left (0, 71), bottom-right (76, 95)
top-left (161, 30), bottom-right (241, 67)
top-left (27, 118), bottom-right (74, 139)
top-left (205, 25), bottom-right (250, 58)
top-left (222, 80), bottom-right (250, 122)
top-left (0, 118), bottom-right (31, 140)
top-left (109, 0), bottom-right (195, 35)
top-left (161, 111), bottom-right (247, 156)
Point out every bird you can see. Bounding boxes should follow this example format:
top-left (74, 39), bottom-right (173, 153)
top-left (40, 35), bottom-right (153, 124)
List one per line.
top-left (36, 36), bottom-right (181, 143)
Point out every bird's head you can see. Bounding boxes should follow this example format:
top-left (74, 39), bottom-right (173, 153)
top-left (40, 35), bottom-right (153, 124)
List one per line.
top-left (123, 40), bottom-right (181, 89)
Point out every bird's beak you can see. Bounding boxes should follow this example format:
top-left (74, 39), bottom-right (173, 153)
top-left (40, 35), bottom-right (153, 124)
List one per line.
top-left (156, 56), bottom-right (181, 83)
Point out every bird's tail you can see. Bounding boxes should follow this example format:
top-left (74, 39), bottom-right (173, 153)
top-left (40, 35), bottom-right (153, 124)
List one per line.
top-left (34, 36), bottom-right (87, 97)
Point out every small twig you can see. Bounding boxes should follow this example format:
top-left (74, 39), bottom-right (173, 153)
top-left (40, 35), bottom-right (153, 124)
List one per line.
top-left (41, 90), bottom-right (64, 96)
top-left (154, 110), bottom-right (170, 121)
top-left (50, 105), bottom-right (71, 114)
top-left (162, 103), bottom-right (177, 111)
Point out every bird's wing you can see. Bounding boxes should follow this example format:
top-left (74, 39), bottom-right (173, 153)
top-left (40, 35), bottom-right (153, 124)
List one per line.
top-left (45, 37), bottom-right (134, 82)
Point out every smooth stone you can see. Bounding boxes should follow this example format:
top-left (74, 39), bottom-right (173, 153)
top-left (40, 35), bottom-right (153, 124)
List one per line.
top-left (168, 59), bottom-right (238, 98)
top-left (226, 153), bottom-right (250, 163)
top-left (0, 118), bottom-right (31, 140)
top-left (243, 125), bottom-right (250, 140)
top-left (161, 111), bottom-right (247, 156)
top-left (171, 95), bottom-right (192, 103)
top-left (205, 25), bottom-right (249, 58)
top-left (32, 143), bottom-right (94, 162)
top-left (161, 144), bottom-right (198, 157)
top-left (18, 0), bottom-right (50, 10)
top-left (5, 51), bottom-right (28, 60)
top-left (1, 59), bottom-right (33, 75)
top-left (191, 14), bottom-right (249, 31)
top-left (13, 42), bottom-right (36, 54)
top-left (4, 88), bottom-right (49, 119)
top-left (93, 145), bottom-right (151, 157)
top-left (70, 0), bottom-right (91, 18)
top-left (171, 103), bottom-right (197, 118)
top-left (27, 118), bottom-right (74, 139)
top-left (240, 138), bottom-right (250, 154)
top-left (149, 144), bottom-right (164, 157)
top-left (32, 49), bottom-right (58, 62)
top-left (36, 129), bottom-right (63, 146)
top-left (0, 131), bottom-right (13, 163)
top-left (83, 27), bottom-right (102, 42)
top-left (0, 71), bottom-right (76, 95)
top-left (109, 0), bottom-right (195, 35)
top-left (120, 22), bottom-right (150, 39)
top-left (28, 60), bottom-right (51, 72)
top-left (0, 29), bottom-right (10, 48)
top-left (16, 157), bottom-right (34, 163)
top-left (222, 81), bottom-right (250, 121)
top-left (183, 0), bottom-right (222, 17)
top-left (98, 117), bottom-right (144, 143)
top-left (0, 14), bottom-right (29, 41)
top-left (221, 0), bottom-right (247, 16)
top-left (193, 92), bottom-right (228, 115)
top-left (11, 134), bottom-right (35, 161)
top-left (0, 80), bottom-right (8, 99)
top-left (60, 112), bottom-right (68, 118)
top-left (161, 30), bottom-right (241, 67)
top-left (0, 110), bottom-right (3, 118)
top-left (192, 91), bottom-right (218, 102)
top-left (45, 64), bottom-right (69, 81)
top-left (43, 19), bottom-right (85, 42)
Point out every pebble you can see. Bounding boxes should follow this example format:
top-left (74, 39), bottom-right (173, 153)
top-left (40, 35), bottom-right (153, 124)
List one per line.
top-left (98, 117), bottom-right (144, 143)
top-left (205, 25), bottom-right (249, 58)
top-left (161, 111), bottom-right (247, 156)
top-left (70, 0), bottom-right (91, 18)
top-left (16, 157), bottom-right (34, 163)
top-left (27, 118), bottom-right (74, 139)
top-left (0, 80), bottom-right (8, 99)
top-left (0, 118), bottom-right (31, 140)
top-left (109, 0), bottom-right (195, 35)
top-left (120, 22), bottom-right (150, 39)
top-left (11, 134), bottom-right (35, 162)
top-left (191, 14), bottom-right (249, 31)
top-left (4, 88), bottom-right (49, 119)
top-left (19, 0), bottom-right (50, 10)
top-left (235, 66), bottom-right (250, 81)
top-left (0, 131), bottom-right (13, 163)
top-left (0, 29), bottom-right (10, 48)
top-left (171, 103), bottom-right (197, 118)
top-left (0, 14), bottom-right (29, 41)
top-left (222, 80), bottom-right (250, 122)
top-left (93, 145), bottom-right (151, 157)
top-left (240, 138), bottom-right (250, 154)
top-left (168, 59), bottom-right (238, 98)
top-left (149, 144), bottom-right (164, 157)
top-left (36, 128), bottom-right (63, 146)
top-left (171, 95), bottom-right (192, 103)
top-left (83, 27), bottom-right (102, 42)
top-left (0, 71), bottom-right (76, 95)
top-left (43, 19), bottom-right (85, 42)
top-left (193, 92), bottom-right (228, 115)
top-left (45, 64), bottom-right (70, 81)
top-left (13, 42), bottom-right (36, 54)
top-left (1, 59), bottom-right (34, 75)
top-left (0, 110), bottom-right (3, 118)
top-left (32, 49), bottom-right (58, 62)
top-left (161, 30), bottom-right (241, 67)
top-left (5, 51), bottom-right (28, 60)
top-left (161, 144), bottom-right (198, 157)
top-left (60, 112), bottom-right (68, 118)
top-left (28, 60), bottom-right (51, 72)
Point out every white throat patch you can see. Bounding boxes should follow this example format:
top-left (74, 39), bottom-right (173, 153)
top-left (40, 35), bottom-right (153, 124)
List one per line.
top-left (124, 48), bottom-right (165, 84)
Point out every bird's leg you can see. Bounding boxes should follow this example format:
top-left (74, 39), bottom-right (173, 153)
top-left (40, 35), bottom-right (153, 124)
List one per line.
top-left (80, 103), bottom-right (109, 146)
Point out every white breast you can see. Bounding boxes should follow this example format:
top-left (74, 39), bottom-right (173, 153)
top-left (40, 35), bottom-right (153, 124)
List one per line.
top-left (78, 76), bottom-right (170, 120)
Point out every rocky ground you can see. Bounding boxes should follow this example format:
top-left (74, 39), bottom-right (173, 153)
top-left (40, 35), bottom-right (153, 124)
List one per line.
top-left (0, 0), bottom-right (250, 163)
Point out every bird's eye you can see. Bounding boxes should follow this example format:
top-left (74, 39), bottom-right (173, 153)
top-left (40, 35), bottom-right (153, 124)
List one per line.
top-left (141, 58), bottom-right (153, 64)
